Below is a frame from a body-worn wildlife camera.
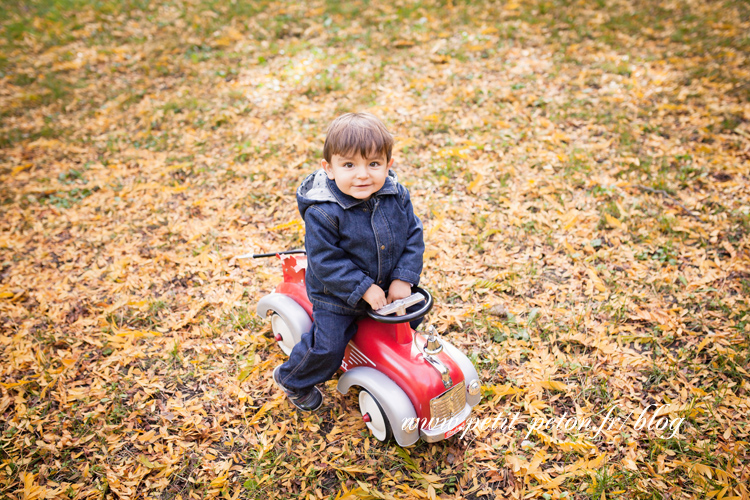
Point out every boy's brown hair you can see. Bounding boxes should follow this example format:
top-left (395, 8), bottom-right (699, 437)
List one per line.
top-left (323, 113), bottom-right (394, 164)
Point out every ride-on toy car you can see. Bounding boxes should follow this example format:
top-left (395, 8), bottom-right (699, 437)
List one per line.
top-left (250, 250), bottom-right (482, 446)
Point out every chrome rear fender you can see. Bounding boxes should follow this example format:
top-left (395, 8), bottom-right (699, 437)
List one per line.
top-left (256, 293), bottom-right (312, 349)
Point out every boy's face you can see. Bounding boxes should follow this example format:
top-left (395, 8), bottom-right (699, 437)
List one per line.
top-left (321, 152), bottom-right (394, 200)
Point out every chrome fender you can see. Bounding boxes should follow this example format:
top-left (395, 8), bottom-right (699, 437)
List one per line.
top-left (256, 293), bottom-right (312, 349)
top-left (337, 367), bottom-right (419, 447)
top-left (441, 340), bottom-right (482, 407)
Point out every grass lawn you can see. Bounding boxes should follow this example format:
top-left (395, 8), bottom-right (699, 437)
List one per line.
top-left (0, 0), bottom-right (748, 498)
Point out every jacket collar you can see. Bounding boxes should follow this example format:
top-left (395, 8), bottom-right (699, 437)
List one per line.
top-left (326, 171), bottom-right (398, 209)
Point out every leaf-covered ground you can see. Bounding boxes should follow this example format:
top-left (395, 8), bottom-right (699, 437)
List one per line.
top-left (1, 0), bottom-right (749, 498)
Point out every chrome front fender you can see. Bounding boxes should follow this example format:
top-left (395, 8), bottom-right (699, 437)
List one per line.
top-left (337, 367), bottom-right (420, 447)
top-left (441, 340), bottom-right (482, 407)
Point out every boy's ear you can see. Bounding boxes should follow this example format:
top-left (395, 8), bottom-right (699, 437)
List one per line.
top-left (387, 158), bottom-right (395, 169)
top-left (321, 159), bottom-right (334, 179)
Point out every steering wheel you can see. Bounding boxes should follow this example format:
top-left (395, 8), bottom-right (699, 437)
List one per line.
top-left (367, 286), bottom-right (433, 324)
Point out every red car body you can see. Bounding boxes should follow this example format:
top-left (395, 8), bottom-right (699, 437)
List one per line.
top-left (257, 253), bottom-right (481, 445)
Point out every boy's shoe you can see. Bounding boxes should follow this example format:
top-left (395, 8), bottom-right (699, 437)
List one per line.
top-left (272, 366), bottom-right (323, 412)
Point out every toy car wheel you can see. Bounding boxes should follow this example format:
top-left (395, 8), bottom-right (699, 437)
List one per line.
top-left (358, 389), bottom-right (392, 442)
top-left (271, 313), bottom-right (297, 355)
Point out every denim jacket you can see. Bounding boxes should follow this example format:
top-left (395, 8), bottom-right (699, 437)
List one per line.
top-left (297, 169), bottom-right (424, 315)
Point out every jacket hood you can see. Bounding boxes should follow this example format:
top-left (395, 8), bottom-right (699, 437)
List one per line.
top-left (297, 169), bottom-right (399, 217)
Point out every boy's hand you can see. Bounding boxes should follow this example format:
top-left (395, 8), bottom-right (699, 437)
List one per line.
top-left (387, 280), bottom-right (412, 310)
top-left (363, 284), bottom-right (387, 311)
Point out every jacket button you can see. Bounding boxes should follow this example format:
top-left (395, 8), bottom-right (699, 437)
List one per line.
top-left (380, 245), bottom-right (385, 250)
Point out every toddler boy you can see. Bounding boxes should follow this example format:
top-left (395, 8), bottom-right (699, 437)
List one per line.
top-left (273, 112), bottom-right (425, 411)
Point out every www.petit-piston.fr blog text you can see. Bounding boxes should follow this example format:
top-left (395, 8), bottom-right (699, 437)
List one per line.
top-left (403, 404), bottom-right (687, 440)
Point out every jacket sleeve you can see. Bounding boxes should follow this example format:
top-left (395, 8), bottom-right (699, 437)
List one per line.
top-left (304, 205), bottom-right (375, 307)
top-left (391, 185), bottom-right (424, 286)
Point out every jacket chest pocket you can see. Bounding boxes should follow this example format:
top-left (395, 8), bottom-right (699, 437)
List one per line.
top-left (373, 209), bottom-right (395, 259)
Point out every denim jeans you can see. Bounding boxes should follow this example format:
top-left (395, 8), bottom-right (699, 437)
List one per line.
top-left (276, 305), bottom-right (425, 393)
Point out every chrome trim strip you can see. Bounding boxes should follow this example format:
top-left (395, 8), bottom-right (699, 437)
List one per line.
top-left (424, 354), bottom-right (452, 388)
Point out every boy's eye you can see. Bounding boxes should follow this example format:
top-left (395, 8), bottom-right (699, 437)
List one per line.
top-left (344, 162), bottom-right (353, 168)
top-left (369, 162), bottom-right (380, 167)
